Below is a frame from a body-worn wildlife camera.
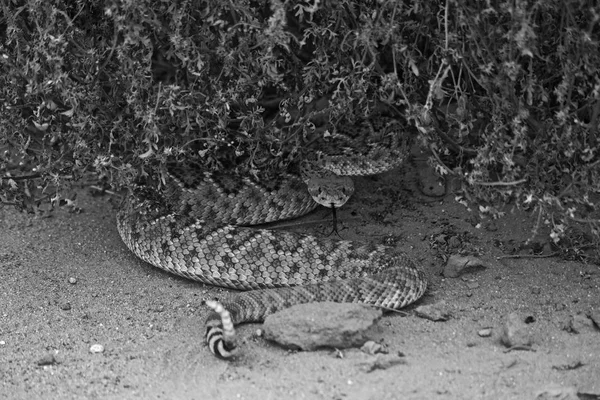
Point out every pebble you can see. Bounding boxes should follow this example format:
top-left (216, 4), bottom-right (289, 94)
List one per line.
top-left (588, 311), bottom-right (600, 328)
top-left (442, 254), bottom-right (487, 278)
top-left (360, 340), bottom-right (387, 355)
top-left (466, 281), bottom-right (480, 289)
top-left (564, 313), bottom-right (596, 334)
top-left (447, 236), bottom-right (462, 249)
top-left (60, 302), bottom-right (72, 311)
top-left (36, 354), bottom-right (57, 366)
top-left (478, 328), bottom-right (492, 337)
top-left (534, 384), bottom-right (579, 400)
top-left (68, 277), bottom-right (77, 284)
top-left (500, 312), bottom-right (534, 348)
top-left (414, 301), bottom-right (451, 321)
top-left (89, 344), bottom-right (104, 353)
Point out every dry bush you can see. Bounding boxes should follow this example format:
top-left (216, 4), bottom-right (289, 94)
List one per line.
top-left (1, 0), bottom-right (598, 260)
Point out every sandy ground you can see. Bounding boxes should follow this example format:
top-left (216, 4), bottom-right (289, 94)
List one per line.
top-left (1, 165), bottom-right (599, 400)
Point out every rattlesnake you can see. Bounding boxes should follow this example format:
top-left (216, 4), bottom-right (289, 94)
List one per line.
top-left (116, 117), bottom-right (428, 359)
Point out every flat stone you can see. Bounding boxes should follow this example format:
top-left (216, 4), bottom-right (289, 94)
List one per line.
top-left (36, 354), bottom-right (57, 366)
top-left (415, 301), bottom-right (451, 321)
top-left (534, 384), bottom-right (579, 400)
top-left (442, 254), bottom-right (487, 278)
top-left (478, 328), bottom-right (492, 337)
top-left (500, 312), bottom-right (534, 348)
top-left (263, 302), bottom-right (382, 351)
top-left (565, 313), bottom-right (597, 334)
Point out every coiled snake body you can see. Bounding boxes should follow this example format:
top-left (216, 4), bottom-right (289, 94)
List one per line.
top-left (117, 118), bottom-right (428, 358)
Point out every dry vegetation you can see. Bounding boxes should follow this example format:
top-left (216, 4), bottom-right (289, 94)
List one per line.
top-left (1, 0), bottom-right (598, 261)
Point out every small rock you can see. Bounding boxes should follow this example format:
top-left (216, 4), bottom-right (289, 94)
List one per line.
top-left (60, 302), bottom-right (71, 311)
top-left (152, 304), bottom-right (165, 313)
top-left (578, 391), bottom-right (600, 399)
top-left (478, 328), bottom-right (492, 337)
top-left (447, 236), bottom-right (462, 249)
top-left (554, 303), bottom-right (567, 311)
top-left (360, 340), bottom-right (387, 355)
top-left (415, 301), bottom-right (451, 321)
top-left (564, 313), bottom-right (596, 334)
top-left (36, 354), bottom-right (57, 366)
top-left (534, 384), bottom-right (579, 400)
top-left (382, 214), bottom-right (395, 224)
top-left (262, 302), bottom-right (382, 351)
top-left (588, 311), bottom-right (600, 329)
top-left (500, 313), bottom-right (534, 348)
top-left (89, 344), bottom-right (104, 353)
top-left (442, 255), bottom-right (487, 278)
top-left (531, 286), bottom-right (541, 295)
top-left (552, 360), bottom-right (585, 371)
top-left (68, 277), bottom-right (77, 284)
top-left (465, 281), bottom-right (479, 289)
top-left (362, 354), bottom-right (406, 372)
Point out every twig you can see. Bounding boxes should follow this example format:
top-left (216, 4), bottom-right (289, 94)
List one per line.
top-left (1, 173), bottom-right (42, 181)
top-left (444, 0), bottom-right (449, 51)
top-left (569, 216), bottom-right (600, 224)
top-left (503, 345), bottom-right (535, 353)
top-left (377, 306), bottom-right (410, 316)
top-left (435, 127), bottom-right (478, 156)
top-left (96, 25), bottom-right (119, 76)
top-left (524, 205), bottom-right (543, 246)
top-left (89, 185), bottom-right (122, 198)
top-left (427, 143), bottom-right (455, 176)
top-left (263, 217), bottom-right (361, 231)
top-left (425, 63), bottom-right (451, 112)
top-left (497, 252), bottom-right (559, 260)
top-left (471, 178), bottom-right (527, 186)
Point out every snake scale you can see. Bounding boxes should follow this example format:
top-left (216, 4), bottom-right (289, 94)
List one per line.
top-left (116, 117), bottom-right (428, 359)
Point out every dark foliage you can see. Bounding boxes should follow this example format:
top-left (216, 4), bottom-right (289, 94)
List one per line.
top-left (1, 0), bottom-right (598, 258)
